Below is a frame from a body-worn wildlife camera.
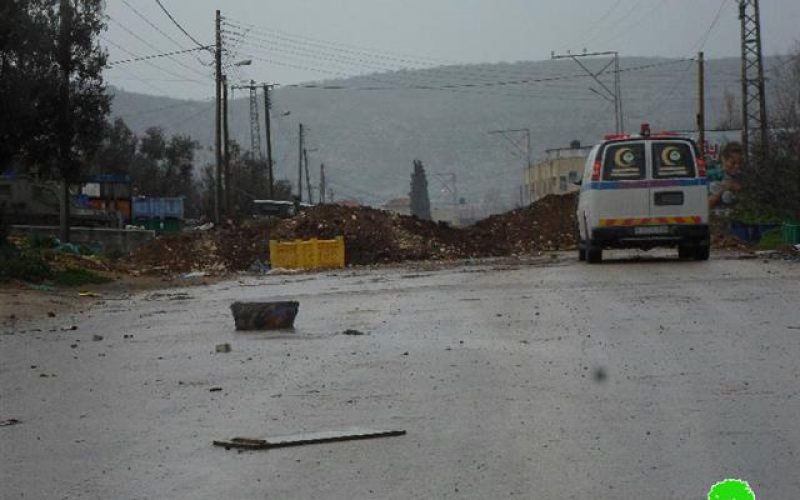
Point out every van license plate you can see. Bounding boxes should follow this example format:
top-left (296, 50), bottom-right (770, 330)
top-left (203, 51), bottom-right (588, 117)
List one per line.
top-left (635, 225), bottom-right (669, 235)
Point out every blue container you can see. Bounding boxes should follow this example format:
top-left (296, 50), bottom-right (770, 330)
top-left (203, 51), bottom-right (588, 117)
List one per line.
top-left (133, 197), bottom-right (184, 220)
top-left (754, 224), bottom-right (780, 241)
top-left (730, 222), bottom-right (756, 242)
top-left (730, 222), bottom-right (782, 243)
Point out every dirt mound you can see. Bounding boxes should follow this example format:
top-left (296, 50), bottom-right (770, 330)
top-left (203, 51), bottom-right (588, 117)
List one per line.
top-left (125, 219), bottom-right (275, 274)
top-left (466, 192), bottom-right (578, 255)
top-left (271, 204), bottom-right (468, 264)
top-left (270, 194), bottom-right (578, 265)
top-left (125, 192), bottom-right (752, 274)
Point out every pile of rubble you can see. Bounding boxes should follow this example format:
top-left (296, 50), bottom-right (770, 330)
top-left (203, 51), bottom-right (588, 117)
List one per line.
top-left (125, 192), bottom-right (751, 274)
top-left (271, 204), bottom-right (467, 264)
top-left (465, 193), bottom-right (578, 256)
top-left (270, 193), bottom-right (579, 265)
top-left (125, 220), bottom-right (275, 274)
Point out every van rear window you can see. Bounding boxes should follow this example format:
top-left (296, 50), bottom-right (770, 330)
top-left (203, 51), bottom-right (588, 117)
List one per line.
top-left (653, 142), bottom-right (695, 178)
top-left (602, 143), bottom-right (645, 180)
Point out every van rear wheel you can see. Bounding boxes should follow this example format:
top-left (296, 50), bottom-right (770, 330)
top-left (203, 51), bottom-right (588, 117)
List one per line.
top-left (678, 244), bottom-right (693, 259)
top-left (586, 245), bottom-right (602, 264)
top-left (693, 241), bottom-right (710, 261)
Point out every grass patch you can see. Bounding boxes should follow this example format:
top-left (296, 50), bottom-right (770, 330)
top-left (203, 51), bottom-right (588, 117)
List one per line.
top-left (757, 228), bottom-right (785, 250)
top-left (52, 267), bottom-right (112, 287)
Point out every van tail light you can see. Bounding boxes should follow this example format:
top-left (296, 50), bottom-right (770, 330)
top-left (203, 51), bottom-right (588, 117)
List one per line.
top-left (591, 161), bottom-right (602, 181)
top-left (697, 157), bottom-right (707, 177)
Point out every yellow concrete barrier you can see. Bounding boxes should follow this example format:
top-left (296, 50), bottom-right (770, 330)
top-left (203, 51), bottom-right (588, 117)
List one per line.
top-left (269, 236), bottom-right (345, 270)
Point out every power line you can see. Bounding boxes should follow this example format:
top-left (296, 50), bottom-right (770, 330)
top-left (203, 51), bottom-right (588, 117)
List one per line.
top-left (692, 0), bottom-right (730, 53)
top-left (570, 0), bottom-right (627, 50)
top-left (640, 0), bottom-right (731, 119)
top-left (278, 58), bottom-right (694, 97)
top-left (225, 30), bottom-right (565, 88)
top-left (592, 0), bottom-right (668, 48)
top-left (120, 0), bottom-right (187, 50)
top-left (223, 19), bottom-right (571, 83)
top-left (108, 16), bottom-right (211, 79)
top-left (154, 0), bottom-right (210, 52)
top-left (240, 40), bottom-right (692, 98)
top-left (107, 46), bottom-right (210, 66)
top-left (100, 34), bottom-right (208, 86)
top-left (222, 16), bottom-right (453, 67)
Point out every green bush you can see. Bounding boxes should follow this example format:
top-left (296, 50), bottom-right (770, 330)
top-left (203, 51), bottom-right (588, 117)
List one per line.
top-left (0, 245), bottom-right (52, 283)
top-left (52, 267), bottom-right (112, 286)
top-left (757, 228), bottom-right (785, 250)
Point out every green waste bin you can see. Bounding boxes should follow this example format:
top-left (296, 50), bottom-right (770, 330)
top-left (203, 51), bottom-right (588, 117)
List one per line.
top-left (783, 224), bottom-right (800, 245)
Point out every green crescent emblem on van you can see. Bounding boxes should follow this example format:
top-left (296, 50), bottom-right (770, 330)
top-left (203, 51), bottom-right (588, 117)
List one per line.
top-left (707, 479), bottom-right (755, 500)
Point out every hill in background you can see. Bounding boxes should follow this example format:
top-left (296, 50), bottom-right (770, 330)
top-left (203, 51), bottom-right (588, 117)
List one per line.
top-left (109, 56), bottom-right (769, 214)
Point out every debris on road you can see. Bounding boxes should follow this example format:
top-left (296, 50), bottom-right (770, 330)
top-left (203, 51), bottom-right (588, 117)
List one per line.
top-left (61, 325), bottom-right (78, 331)
top-left (0, 418), bottom-right (21, 427)
top-left (92, 334), bottom-right (103, 342)
top-left (215, 343), bottom-right (232, 353)
top-left (209, 387), bottom-right (223, 392)
top-left (342, 329), bottom-right (365, 336)
top-left (213, 428), bottom-right (406, 451)
top-left (181, 271), bottom-right (209, 279)
top-left (230, 301), bottom-right (299, 330)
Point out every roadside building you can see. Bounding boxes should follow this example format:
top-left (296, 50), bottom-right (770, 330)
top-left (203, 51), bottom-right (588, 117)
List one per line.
top-left (527, 141), bottom-right (592, 201)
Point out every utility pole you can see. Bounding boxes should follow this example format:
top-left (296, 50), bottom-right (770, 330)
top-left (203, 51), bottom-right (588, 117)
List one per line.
top-left (552, 50), bottom-right (623, 133)
top-left (263, 84), bottom-right (275, 198)
top-left (248, 80), bottom-right (262, 158)
top-left (739, 0), bottom-right (768, 165)
top-left (214, 9), bottom-right (222, 224)
top-left (57, 0), bottom-right (73, 242)
top-left (222, 75), bottom-right (231, 215)
top-left (303, 148), bottom-right (313, 203)
top-left (697, 51), bottom-right (706, 156)
top-left (319, 163), bottom-right (326, 204)
top-left (297, 123), bottom-right (304, 202)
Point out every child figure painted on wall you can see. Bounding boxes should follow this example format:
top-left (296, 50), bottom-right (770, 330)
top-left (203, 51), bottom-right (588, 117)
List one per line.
top-left (708, 141), bottom-right (743, 211)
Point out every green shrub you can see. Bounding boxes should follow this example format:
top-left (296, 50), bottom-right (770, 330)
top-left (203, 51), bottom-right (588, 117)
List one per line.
top-left (52, 267), bottom-right (112, 286)
top-left (757, 228), bottom-right (785, 250)
top-left (0, 245), bottom-right (52, 283)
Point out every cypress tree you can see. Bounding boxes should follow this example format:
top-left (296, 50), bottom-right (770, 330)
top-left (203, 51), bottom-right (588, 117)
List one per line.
top-left (409, 159), bottom-right (432, 220)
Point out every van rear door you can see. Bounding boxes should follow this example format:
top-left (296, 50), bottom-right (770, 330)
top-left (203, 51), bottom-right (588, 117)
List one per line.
top-left (649, 140), bottom-right (707, 225)
top-left (594, 141), bottom-right (649, 228)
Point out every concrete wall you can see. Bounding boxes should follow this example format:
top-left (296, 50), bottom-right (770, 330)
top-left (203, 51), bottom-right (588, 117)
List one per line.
top-left (12, 225), bottom-right (155, 256)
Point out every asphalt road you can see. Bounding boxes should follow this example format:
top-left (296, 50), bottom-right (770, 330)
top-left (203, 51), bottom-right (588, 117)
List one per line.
top-left (2, 252), bottom-right (799, 499)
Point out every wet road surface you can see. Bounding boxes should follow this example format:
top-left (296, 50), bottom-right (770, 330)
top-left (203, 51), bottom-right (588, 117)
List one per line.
top-left (2, 253), bottom-right (799, 499)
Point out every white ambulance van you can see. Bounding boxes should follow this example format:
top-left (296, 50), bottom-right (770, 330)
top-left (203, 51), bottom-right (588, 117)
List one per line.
top-left (576, 124), bottom-right (710, 263)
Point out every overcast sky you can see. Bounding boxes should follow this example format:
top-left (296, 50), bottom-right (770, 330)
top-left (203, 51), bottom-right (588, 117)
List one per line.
top-left (105, 0), bottom-right (800, 99)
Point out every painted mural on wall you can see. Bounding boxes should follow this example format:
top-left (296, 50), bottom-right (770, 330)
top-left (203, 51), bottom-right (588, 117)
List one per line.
top-left (705, 141), bottom-right (744, 211)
